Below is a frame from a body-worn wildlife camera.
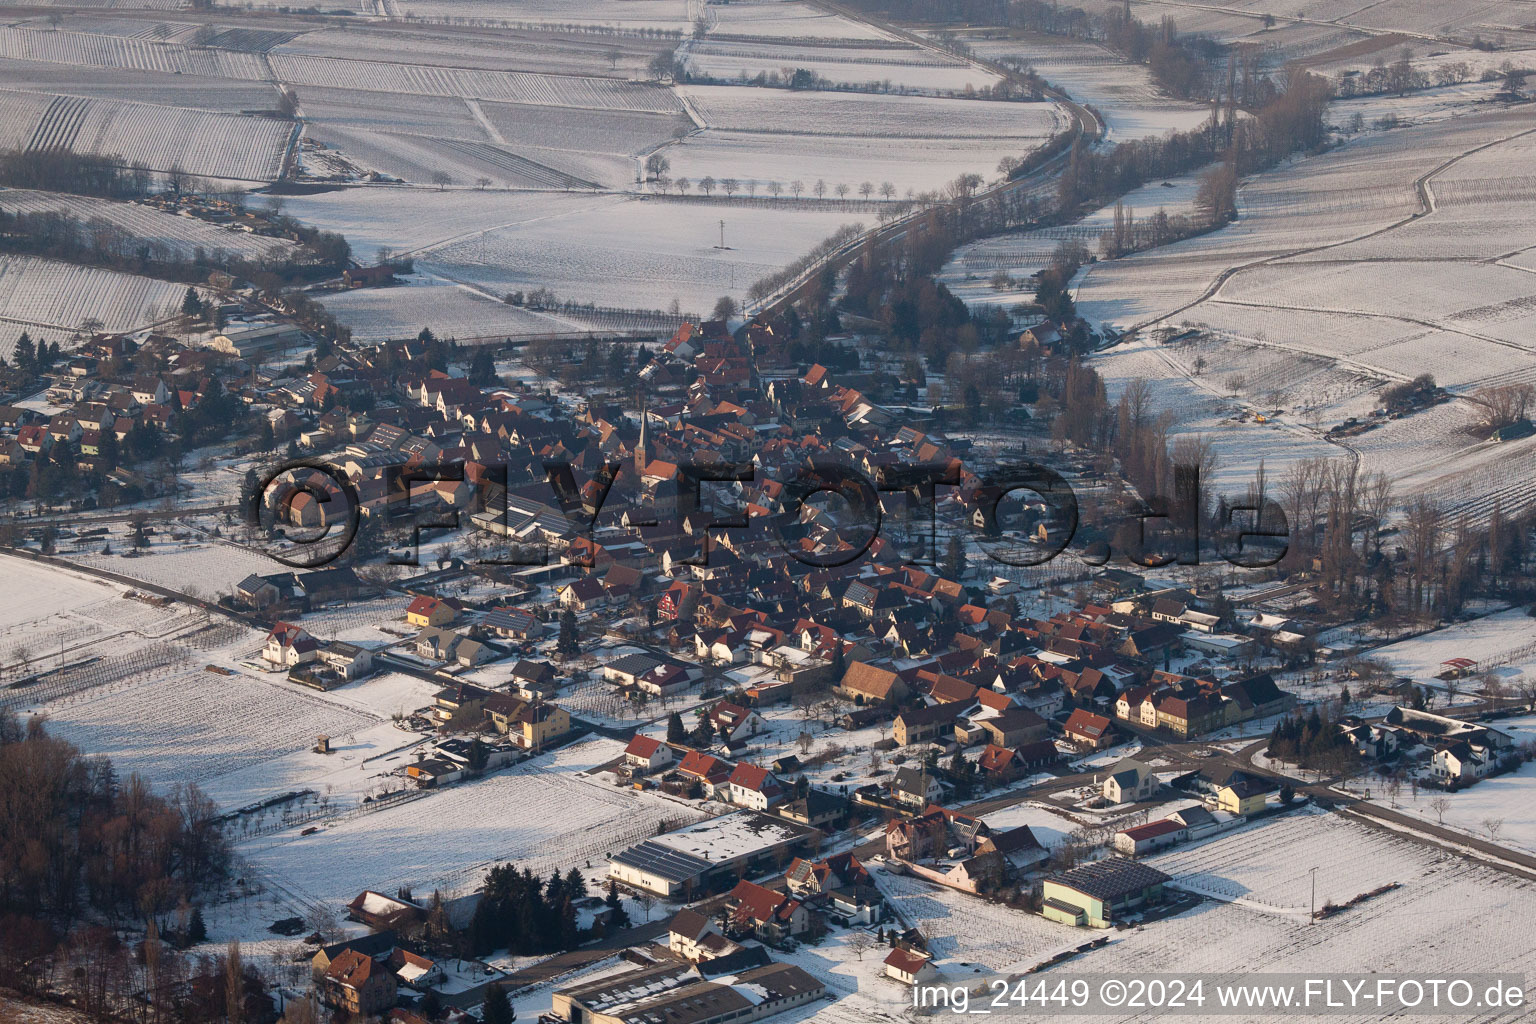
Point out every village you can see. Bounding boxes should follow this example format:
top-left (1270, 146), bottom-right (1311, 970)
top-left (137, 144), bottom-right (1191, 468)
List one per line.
top-left (5, 290), bottom-right (1536, 1024)
top-left (3, 0), bottom-right (1536, 1016)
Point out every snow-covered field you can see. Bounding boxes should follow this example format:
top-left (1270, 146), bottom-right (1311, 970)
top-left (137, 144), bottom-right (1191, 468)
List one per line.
top-left (1370, 607), bottom-right (1536, 684)
top-left (241, 736), bottom-right (705, 905)
top-left (38, 662), bottom-right (380, 793)
top-left (287, 187), bottom-right (863, 315)
top-left (1391, 753), bottom-right (1536, 858)
top-left (0, 556), bottom-right (205, 677)
top-left (683, 41), bottom-right (996, 94)
top-left (66, 539), bottom-right (296, 597)
top-left (959, 33), bottom-right (1215, 140)
top-left (1152, 809), bottom-right (1425, 912)
top-left (316, 279), bottom-right (587, 343)
top-left (1074, 106), bottom-right (1536, 517)
top-left (941, 167), bottom-right (1210, 310)
top-left (0, 187), bottom-right (298, 262)
top-left (0, 86), bottom-right (292, 182)
top-left (0, 255), bottom-right (193, 358)
top-left (875, 865), bottom-right (1087, 971)
top-left (1031, 807), bottom-right (1536, 1023)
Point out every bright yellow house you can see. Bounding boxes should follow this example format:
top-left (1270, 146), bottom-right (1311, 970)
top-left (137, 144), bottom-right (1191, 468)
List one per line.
top-left (406, 595), bottom-right (455, 628)
top-left (1215, 775), bottom-right (1276, 816)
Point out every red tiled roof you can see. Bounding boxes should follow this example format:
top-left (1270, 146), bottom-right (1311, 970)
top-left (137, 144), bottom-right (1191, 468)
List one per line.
top-left (626, 735), bottom-right (663, 758)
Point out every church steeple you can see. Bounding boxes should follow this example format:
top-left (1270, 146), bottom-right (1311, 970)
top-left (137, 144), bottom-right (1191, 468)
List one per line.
top-left (635, 394), bottom-right (648, 471)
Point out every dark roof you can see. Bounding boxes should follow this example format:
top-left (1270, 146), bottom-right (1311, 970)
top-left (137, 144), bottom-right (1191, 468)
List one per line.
top-left (609, 839), bottom-right (712, 884)
top-left (607, 652), bottom-right (662, 677)
top-left (1049, 857), bottom-right (1170, 902)
top-left (319, 931), bottom-right (395, 961)
top-left (693, 945), bottom-right (774, 978)
top-left (898, 701), bottom-right (967, 728)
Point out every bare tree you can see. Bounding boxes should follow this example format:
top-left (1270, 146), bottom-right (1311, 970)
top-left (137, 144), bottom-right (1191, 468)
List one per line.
top-left (225, 940), bottom-right (244, 1024)
top-left (845, 930), bottom-right (877, 960)
top-left (791, 179), bottom-right (805, 198)
top-left (1483, 817), bottom-right (1505, 843)
top-left (767, 180), bottom-right (783, 198)
top-left (475, 177), bottom-right (492, 190)
top-left (834, 182), bottom-right (850, 200)
top-left (634, 890), bottom-right (655, 923)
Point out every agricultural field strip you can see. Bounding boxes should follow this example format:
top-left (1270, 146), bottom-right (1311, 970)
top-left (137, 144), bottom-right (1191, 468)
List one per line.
top-left (0, 86), bottom-right (293, 181)
top-left (270, 54), bottom-right (682, 113)
top-left (679, 85), bottom-right (1064, 138)
top-left (0, 187), bottom-right (298, 261)
top-left (1098, 117), bottom-right (1536, 336)
top-left (0, 255), bottom-right (190, 335)
top-left (0, 25), bottom-right (683, 114)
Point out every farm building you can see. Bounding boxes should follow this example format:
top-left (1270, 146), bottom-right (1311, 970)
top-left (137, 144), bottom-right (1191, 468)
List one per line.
top-left (607, 812), bottom-right (819, 897)
top-left (1114, 818), bottom-right (1188, 855)
top-left (1041, 858), bottom-right (1171, 928)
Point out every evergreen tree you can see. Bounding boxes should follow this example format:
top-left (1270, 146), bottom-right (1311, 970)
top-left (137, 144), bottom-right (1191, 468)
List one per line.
top-left (181, 287), bottom-right (204, 318)
top-left (481, 984), bottom-right (514, 1024)
top-left (942, 534), bottom-right (967, 581)
top-left (13, 333), bottom-right (34, 372)
top-left (666, 711), bottom-right (686, 744)
top-left (187, 905), bottom-right (207, 944)
top-left (605, 879), bottom-right (630, 927)
top-left (556, 607), bottom-right (580, 658)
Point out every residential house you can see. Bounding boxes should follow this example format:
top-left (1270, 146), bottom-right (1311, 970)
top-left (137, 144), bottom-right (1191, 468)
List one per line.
top-left (264, 621), bottom-right (318, 668)
top-left (776, 788), bottom-right (849, 830)
top-left (1063, 708), bottom-right (1115, 750)
top-left (623, 735), bottom-right (676, 775)
top-left (835, 661), bottom-right (910, 706)
top-left (346, 891), bottom-right (423, 931)
top-left (884, 948), bottom-right (937, 986)
top-left (1431, 740), bottom-right (1497, 785)
top-left (675, 750), bottom-right (735, 798)
top-left (890, 767), bottom-right (944, 809)
top-left (1101, 759), bottom-right (1159, 804)
top-left (666, 909), bottom-right (740, 962)
top-left (321, 949), bottom-right (398, 1016)
top-left (1212, 771), bottom-right (1278, 815)
top-left (726, 880), bottom-right (812, 943)
top-left (483, 695), bottom-right (571, 750)
top-left (406, 595), bottom-right (455, 628)
top-left (895, 701), bottom-right (967, 746)
top-left (708, 702), bottom-right (765, 746)
top-left (726, 763), bottom-right (783, 810)
top-left (976, 706), bottom-right (1049, 747)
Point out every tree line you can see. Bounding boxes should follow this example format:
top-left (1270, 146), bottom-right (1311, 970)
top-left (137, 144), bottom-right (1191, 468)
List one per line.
top-left (0, 710), bottom-right (232, 1003)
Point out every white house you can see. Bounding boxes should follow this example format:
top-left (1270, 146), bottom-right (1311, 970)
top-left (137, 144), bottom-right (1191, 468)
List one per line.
top-left (884, 947), bottom-right (937, 986)
top-left (623, 735), bottom-right (676, 775)
top-left (1113, 818), bottom-right (1188, 855)
top-left (1431, 741), bottom-right (1495, 784)
top-left (725, 763), bottom-right (783, 810)
top-left (1101, 759), bottom-right (1159, 804)
top-left (264, 621), bottom-right (318, 667)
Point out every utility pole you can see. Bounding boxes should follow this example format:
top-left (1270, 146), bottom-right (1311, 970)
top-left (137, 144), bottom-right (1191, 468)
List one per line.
top-left (1310, 865), bottom-right (1318, 923)
top-left (719, 219), bottom-right (725, 249)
